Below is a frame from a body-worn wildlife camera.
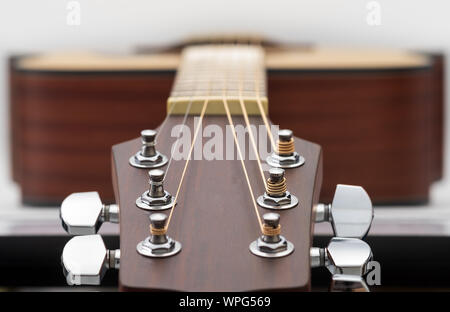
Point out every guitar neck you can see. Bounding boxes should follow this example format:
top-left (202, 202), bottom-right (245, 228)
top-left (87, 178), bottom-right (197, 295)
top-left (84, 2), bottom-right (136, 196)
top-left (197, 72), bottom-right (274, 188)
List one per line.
top-left (167, 45), bottom-right (268, 116)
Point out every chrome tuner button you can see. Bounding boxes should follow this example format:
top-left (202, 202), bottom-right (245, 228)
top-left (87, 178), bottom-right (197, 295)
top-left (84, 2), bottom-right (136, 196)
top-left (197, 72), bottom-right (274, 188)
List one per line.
top-left (137, 213), bottom-right (182, 258)
top-left (266, 129), bottom-right (305, 169)
top-left (60, 192), bottom-right (119, 235)
top-left (136, 169), bottom-right (175, 211)
top-left (257, 168), bottom-right (298, 210)
top-left (314, 184), bottom-right (373, 239)
top-left (129, 129), bottom-right (168, 169)
top-left (249, 213), bottom-right (294, 258)
top-left (310, 237), bottom-right (373, 292)
top-left (325, 237), bottom-right (372, 276)
top-left (61, 235), bottom-right (120, 286)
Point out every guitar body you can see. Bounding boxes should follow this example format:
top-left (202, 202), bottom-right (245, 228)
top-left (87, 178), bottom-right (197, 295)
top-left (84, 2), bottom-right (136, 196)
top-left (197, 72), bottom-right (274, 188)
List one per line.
top-left (112, 116), bottom-right (322, 291)
top-left (9, 45), bottom-right (444, 205)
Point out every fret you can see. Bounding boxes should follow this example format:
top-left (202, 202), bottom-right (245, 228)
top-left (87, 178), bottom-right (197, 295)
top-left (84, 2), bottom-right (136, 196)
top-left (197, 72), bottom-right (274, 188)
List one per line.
top-left (167, 45), bottom-right (268, 115)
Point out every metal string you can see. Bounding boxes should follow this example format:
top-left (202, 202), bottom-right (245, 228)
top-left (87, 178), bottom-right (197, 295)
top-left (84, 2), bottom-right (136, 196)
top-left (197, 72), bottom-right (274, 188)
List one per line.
top-left (236, 50), bottom-right (268, 190)
top-left (222, 46), bottom-right (265, 233)
top-left (164, 50), bottom-right (212, 232)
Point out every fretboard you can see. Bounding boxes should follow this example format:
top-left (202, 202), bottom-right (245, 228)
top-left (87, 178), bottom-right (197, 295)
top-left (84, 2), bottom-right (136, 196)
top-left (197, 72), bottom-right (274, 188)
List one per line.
top-left (167, 45), bottom-right (268, 115)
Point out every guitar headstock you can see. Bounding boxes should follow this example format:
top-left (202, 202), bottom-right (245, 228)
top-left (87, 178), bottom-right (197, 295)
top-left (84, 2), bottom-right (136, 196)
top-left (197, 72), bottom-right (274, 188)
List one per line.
top-left (111, 115), bottom-right (323, 291)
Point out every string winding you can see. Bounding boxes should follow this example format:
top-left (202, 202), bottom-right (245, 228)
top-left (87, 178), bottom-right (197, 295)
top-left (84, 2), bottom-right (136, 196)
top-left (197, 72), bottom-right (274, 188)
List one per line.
top-left (262, 224), bottom-right (281, 236)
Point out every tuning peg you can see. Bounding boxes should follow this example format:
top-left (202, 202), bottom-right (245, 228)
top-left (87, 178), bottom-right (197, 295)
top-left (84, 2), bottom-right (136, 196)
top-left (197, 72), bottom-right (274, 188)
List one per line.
top-left (266, 129), bottom-right (305, 168)
top-left (129, 129), bottom-right (168, 169)
top-left (136, 169), bottom-right (175, 211)
top-left (61, 235), bottom-right (119, 286)
top-left (257, 168), bottom-right (299, 210)
top-left (136, 213), bottom-right (182, 258)
top-left (249, 213), bottom-right (294, 258)
top-left (60, 192), bottom-right (119, 235)
top-left (310, 237), bottom-right (372, 292)
top-left (314, 184), bottom-right (373, 239)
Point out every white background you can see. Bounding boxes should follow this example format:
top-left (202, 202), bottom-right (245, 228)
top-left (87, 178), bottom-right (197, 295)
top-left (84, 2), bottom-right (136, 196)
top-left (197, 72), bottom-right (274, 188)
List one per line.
top-left (0, 0), bottom-right (448, 209)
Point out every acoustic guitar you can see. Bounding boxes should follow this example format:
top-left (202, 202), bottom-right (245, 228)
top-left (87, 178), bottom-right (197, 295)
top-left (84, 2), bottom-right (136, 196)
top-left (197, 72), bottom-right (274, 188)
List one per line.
top-left (59, 45), bottom-right (374, 292)
top-left (9, 36), bottom-right (443, 206)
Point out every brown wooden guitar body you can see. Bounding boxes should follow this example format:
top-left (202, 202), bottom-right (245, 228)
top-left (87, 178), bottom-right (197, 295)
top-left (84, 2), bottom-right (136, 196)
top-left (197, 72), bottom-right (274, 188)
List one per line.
top-left (9, 51), bottom-right (444, 205)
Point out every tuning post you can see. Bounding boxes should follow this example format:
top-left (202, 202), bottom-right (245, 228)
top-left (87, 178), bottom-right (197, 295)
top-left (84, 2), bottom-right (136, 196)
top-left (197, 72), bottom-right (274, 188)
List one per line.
top-left (137, 213), bottom-right (182, 258)
top-left (249, 213), bottom-right (294, 258)
top-left (310, 237), bottom-right (373, 292)
top-left (129, 129), bottom-right (168, 169)
top-left (60, 192), bottom-right (119, 235)
top-left (266, 129), bottom-right (305, 169)
top-left (257, 168), bottom-right (298, 210)
top-left (136, 169), bottom-right (175, 211)
top-left (62, 234), bottom-right (120, 285)
top-left (314, 184), bottom-right (373, 239)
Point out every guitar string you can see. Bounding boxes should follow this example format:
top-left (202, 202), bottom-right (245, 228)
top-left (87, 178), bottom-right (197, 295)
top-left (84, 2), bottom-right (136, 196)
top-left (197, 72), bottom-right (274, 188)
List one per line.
top-left (162, 100), bottom-right (193, 182)
top-left (253, 46), bottom-right (277, 152)
top-left (156, 54), bottom-right (198, 142)
top-left (156, 49), bottom-right (202, 141)
top-left (164, 99), bottom-right (208, 231)
top-left (155, 99), bottom-right (177, 142)
top-left (222, 46), bottom-right (264, 233)
top-left (162, 55), bottom-right (202, 182)
top-left (236, 52), bottom-right (267, 190)
top-left (164, 51), bottom-right (212, 232)
top-left (223, 98), bottom-right (264, 233)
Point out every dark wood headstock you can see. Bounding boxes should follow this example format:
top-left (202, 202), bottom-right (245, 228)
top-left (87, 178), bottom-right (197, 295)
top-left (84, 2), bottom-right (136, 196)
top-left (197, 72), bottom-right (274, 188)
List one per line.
top-left (111, 114), bottom-right (322, 291)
